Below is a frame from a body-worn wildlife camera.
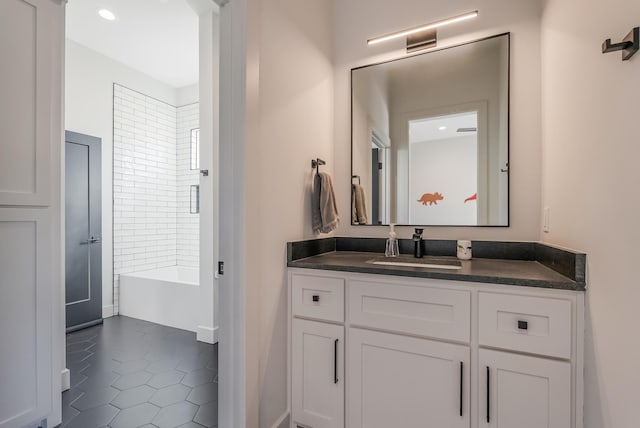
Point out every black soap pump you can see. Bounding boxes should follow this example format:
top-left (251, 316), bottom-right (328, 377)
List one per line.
top-left (413, 228), bottom-right (424, 258)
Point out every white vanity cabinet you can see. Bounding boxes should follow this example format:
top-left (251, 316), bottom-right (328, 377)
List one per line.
top-left (288, 269), bottom-right (584, 428)
top-left (290, 274), bottom-right (345, 428)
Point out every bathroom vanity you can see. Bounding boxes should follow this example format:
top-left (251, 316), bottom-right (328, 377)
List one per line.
top-left (286, 239), bottom-right (585, 428)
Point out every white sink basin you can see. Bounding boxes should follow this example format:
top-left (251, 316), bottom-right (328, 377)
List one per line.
top-left (370, 259), bottom-right (462, 270)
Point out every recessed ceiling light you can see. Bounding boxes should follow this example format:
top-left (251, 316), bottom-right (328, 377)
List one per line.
top-left (98, 9), bottom-right (116, 21)
top-left (438, 126), bottom-right (447, 131)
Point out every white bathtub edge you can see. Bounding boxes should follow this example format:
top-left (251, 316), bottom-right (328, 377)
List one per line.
top-left (197, 325), bottom-right (219, 344)
top-left (102, 305), bottom-right (114, 318)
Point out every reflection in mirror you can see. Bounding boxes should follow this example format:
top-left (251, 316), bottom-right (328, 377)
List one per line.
top-left (351, 33), bottom-right (509, 226)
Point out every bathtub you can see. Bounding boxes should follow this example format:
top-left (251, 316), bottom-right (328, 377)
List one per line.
top-left (119, 266), bottom-right (199, 332)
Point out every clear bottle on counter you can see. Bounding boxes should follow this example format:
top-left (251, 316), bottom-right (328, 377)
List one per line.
top-left (385, 223), bottom-right (400, 257)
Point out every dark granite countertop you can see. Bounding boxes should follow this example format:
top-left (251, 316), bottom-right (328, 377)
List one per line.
top-left (287, 240), bottom-right (586, 291)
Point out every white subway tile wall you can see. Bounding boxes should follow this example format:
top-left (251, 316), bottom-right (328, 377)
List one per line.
top-left (177, 103), bottom-right (200, 268)
top-left (113, 84), bottom-right (199, 313)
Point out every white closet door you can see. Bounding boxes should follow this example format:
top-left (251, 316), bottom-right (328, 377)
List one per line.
top-left (0, 0), bottom-right (63, 427)
top-left (0, 0), bottom-right (59, 206)
top-left (0, 210), bottom-right (52, 427)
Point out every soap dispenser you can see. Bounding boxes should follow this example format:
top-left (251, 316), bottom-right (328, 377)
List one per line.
top-left (385, 224), bottom-right (400, 257)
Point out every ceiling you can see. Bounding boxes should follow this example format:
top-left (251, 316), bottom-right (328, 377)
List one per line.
top-left (409, 112), bottom-right (477, 143)
top-left (66, 0), bottom-right (199, 88)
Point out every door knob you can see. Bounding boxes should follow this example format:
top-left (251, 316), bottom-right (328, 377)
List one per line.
top-left (80, 236), bottom-right (101, 244)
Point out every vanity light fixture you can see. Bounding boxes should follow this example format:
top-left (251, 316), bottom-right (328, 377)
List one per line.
top-left (367, 10), bottom-right (478, 53)
top-left (98, 9), bottom-right (116, 21)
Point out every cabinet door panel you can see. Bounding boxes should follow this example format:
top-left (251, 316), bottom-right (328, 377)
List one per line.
top-left (479, 349), bottom-right (571, 428)
top-left (292, 319), bottom-right (344, 428)
top-left (0, 0), bottom-right (56, 206)
top-left (348, 328), bottom-right (469, 428)
top-left (0, 209), bottom-right (52, 427)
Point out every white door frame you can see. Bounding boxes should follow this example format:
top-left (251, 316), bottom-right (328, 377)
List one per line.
top-left (218, 0), bottom-right (251, 425)
top-left (58, 0), bottom-right (248, 427)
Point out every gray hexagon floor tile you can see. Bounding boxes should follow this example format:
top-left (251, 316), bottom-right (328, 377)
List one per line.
top-left (176, 356), bottom-right (207, 373)
top-left (109, 402), bottom-right (160, 428)
top-left (186, 383), bottom-right (217, 406)
top-left (148, 370), bottom-right (185, 388)
top-left (193, 401), bottom-right (217, 428)
top-left (62, 388), bottom-right (84, 408)
top-left (110, 384), bottom-right (156, 409)
top-left (148, 383), bottom-right (192, 408)
top-left (68, 350), bottom-right (93, 363)
top-left (70, 370), bottom-right (88, 389)
top-left (153, 401), bottom-right (199, 428)
top-left (114, 359), bottom-right (150, 375)
top-left (78, 369), bottom-right (119, 391)
top-left (147, 358), bottom-right (180, 374)
top-left (65, 404), bottom-right (118, 428)
top-left (61, 403), bottom-right (80, 427)
top-left (113, 370), bottom-right (153, 390)
top-left (67, 341), bottom-right (96, 353)
top-left (65, 317), bottom-right (217, 428)
top-left (181, 368), bottom-right (215, 388)
top-left (71, 386), bottom-right (119, 411)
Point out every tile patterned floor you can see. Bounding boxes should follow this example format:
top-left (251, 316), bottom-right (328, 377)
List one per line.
top-left (59, 316), bottom-right (218, 428)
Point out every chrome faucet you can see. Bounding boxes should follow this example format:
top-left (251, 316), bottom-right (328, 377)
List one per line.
top-left (412, 228), bottom-right (424, 258)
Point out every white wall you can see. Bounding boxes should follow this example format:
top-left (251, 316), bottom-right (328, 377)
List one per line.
top-left (112, 84), bottom-right (179, 314)
top-left (235, 0), bottom-right (335, 426)
top-left (540, 1), bottom-right (640, 427)
top-left (65, 40), bottom-right (198, 317)
top-left (334, 0), bottom-right (542, 241)
top-left (176, 103), bottom-right (200, 268)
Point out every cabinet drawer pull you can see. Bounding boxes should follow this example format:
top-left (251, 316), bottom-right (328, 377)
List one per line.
top-left (518, 320), bottom-right (528, 330)
top-left (486, 366), bottom-right (491, 423)
top-left (459, 361), bottom-right (463, 417)
top-left (312, 294), bottom-right (320, 302)
top-left (334, 338), bottom-right (339, 384)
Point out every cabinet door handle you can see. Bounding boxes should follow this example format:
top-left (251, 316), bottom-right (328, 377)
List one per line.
top-left (486, 366), bottom-right (491, 423)
top-left (459, 361), bottom-right (463, 417)
top-left (334, 338), bottom-right (339, 384)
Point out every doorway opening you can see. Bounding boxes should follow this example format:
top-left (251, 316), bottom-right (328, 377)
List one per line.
top-left (408, 111), bottom-right (480, 225)
top-left (62, 1), bottom-right (220, 427)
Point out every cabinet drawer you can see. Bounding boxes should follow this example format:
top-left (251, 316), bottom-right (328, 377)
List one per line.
top-left (478, 292), bottom-right (572, 359)
top-left (348, 280), bottom-right (471, 343)
top-left (292, 274), bottom-right (344, 323)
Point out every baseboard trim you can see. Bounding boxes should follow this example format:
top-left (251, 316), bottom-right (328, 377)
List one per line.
top-left (271, 410), bottom-right (289, 428)
top-left (197, 325), bottom-right (218, 344)
top-left (61, 368), bottom-right (70, 392)
top-left (102, 305), bottom-right (114, 318)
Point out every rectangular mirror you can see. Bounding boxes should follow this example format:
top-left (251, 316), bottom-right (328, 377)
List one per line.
top-left (351, 33), bottom-right (509, 226)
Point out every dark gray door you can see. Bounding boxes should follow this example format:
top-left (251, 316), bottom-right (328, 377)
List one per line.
top-left (371, 148), bottom-right (381, 225)
top-left (65, 131), bottom-right (102, 332)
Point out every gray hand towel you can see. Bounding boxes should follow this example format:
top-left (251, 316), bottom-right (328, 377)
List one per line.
top-left (312, 172), bottom-right (339, 234)
top-left (352, 183), bottom-right (368, 224)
